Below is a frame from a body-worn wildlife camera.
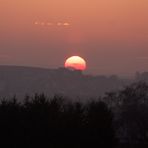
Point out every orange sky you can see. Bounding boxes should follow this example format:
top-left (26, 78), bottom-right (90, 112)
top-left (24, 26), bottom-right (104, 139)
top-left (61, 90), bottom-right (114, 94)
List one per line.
top-left (0, 0), bottom-right (148, 76)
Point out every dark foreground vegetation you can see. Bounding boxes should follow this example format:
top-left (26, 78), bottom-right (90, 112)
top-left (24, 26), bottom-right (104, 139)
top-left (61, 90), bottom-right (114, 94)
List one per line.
top-left (0, 82), bottom-right (148, 148)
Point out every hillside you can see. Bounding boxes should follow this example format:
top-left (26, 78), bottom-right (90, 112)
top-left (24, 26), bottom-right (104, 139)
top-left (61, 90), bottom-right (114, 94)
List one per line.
top-left (0, 65), bottom-right (129, 99)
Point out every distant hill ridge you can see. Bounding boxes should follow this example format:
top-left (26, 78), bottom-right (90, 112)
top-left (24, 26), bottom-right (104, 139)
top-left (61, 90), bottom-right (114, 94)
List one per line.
top-left (0, 65), bottom-right (134, 100)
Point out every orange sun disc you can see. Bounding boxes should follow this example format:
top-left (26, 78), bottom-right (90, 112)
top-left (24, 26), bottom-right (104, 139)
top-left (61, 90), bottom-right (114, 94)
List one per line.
top-left (64, 56), bottom-right (86, 71)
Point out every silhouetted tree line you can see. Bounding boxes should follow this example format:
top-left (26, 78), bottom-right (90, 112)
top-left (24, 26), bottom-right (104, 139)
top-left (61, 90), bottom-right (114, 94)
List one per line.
top-left (0, 82), bottom-right (148, 148)
top-left (0, 95), bottom-right (115, 147)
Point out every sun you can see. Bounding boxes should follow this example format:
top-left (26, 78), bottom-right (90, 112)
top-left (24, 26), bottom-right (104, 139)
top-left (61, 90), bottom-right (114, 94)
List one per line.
top-left (64, 56), bottom-right (86, 71)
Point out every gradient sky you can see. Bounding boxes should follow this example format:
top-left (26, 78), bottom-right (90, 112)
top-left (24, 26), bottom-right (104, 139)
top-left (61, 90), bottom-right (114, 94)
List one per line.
top-left (0, 0), bottom-right (148, 76)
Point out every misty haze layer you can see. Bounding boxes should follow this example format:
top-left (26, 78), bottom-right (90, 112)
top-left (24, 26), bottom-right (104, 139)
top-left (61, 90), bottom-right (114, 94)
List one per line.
top-left (0, 66), bottom-right (130, 99)
top-left (4, 65), bottom-right (148, 99)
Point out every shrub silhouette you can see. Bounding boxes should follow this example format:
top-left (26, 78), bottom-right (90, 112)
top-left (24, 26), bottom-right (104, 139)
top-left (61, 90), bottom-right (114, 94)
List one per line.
top-left (116, 82), bottom-right (148, 147)
top-left (100, 82), bottom-right (148, 148)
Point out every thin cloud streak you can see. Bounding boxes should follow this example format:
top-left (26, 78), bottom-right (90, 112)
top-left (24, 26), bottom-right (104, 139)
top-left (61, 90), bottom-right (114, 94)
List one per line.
top-left (34, 21), bottom-right (71, 27)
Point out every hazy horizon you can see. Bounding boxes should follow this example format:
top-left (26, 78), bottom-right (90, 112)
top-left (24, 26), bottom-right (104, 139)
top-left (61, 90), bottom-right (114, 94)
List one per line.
top-left (0, 0), bottom-right (148, 76)
top-left (0, 64), bottom-right (145, 78)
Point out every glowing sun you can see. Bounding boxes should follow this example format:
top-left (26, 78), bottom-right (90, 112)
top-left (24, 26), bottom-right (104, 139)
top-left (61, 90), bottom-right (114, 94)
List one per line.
top-left (65, 56), bottom-right (86, 71)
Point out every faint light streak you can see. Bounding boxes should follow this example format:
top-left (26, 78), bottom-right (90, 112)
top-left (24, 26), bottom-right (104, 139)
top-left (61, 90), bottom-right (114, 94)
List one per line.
top-left (34, 21), bottom-right (71, 27)
top-left (34, 21), bottom-right (39, 25)
top-left (63, 22), bottom-right (70, 26)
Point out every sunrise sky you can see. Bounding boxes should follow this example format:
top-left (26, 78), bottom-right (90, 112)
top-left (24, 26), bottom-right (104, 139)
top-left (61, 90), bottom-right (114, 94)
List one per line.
top-left (0, 0), bottom-right (148, 76)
